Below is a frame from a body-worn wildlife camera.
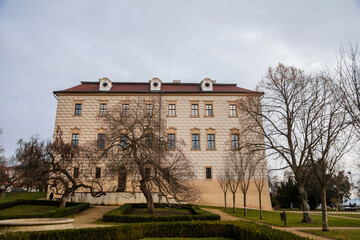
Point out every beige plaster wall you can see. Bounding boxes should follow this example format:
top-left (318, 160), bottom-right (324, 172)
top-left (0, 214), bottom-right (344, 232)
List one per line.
top-left (53, 91), bottom-right (271, 210)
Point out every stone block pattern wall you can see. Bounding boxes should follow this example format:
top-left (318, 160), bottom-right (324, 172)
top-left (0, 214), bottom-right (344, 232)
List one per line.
top-left (54, 93), bottom-right (272, 210)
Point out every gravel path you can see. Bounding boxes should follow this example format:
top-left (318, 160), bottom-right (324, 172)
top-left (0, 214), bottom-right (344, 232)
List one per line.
top-left (73, 205), bottom-right (118, 228)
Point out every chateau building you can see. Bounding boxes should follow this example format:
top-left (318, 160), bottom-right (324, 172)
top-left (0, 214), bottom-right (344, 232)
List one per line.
top-left (53, 77), bottom-right (271, 210)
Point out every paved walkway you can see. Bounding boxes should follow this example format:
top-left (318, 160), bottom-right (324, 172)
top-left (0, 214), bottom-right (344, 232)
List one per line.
top-left (73, 205), bottom-right (118, 228)
top-left (201, 208), bottom-right (332, 240)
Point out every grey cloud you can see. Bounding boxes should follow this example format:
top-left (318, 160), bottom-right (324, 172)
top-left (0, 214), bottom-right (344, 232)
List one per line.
top-left (0, 0), bottom-right (359, 157)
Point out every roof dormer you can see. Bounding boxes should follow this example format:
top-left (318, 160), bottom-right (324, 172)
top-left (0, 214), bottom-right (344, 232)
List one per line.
top-left (149, 77), bottom-right (162, 92)
top-left (201, 78), bottom-right (214, 92)
top-left (99, 77), bottom-right (112, 91)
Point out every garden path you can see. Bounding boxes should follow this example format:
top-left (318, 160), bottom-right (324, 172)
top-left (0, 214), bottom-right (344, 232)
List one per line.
top-left (73, 205), bottom-right (117, 228)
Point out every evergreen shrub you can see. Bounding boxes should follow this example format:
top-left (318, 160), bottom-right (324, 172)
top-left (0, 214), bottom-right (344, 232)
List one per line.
top-left (102, 203), bottom-right (220, 223)
top-left (0, 221), bottom-right (308, 240)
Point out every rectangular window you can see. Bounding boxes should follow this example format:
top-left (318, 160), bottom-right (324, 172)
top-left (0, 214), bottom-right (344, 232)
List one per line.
top-left (191, 104), bottom-right (199, 116)
top-left (97, 134), bottom-right (105, 149)
top-left (163, 167), bottom-right (170, 181)
top-left (167, 134), bottom-right (175, 149)
top-left (205, 104), bottom-right (213, 116)
top-left (95, 167), bottom-right (101, 178)
top-left (232, 134), bottom-right (239, 150)
top-left (74, 103), bottom-right (82, 116)
top-left (73, 167), bottom-right (79, 178)
top-left (206, 167), bottom-right (212, 179)
top-left (120, 134), bottom-right (127, 150)
top-left (145, 167), bottom-right (151, 181)
top-left (146, 104), bottom-right (153, 115)
top-left (168, 104), bottom-right (176, 116)
top-left (207, 134), bottom-right (215, 149)
top-left (122, 104), bottom-right (130, 115)
top-left (230, 104), bottom-right (237, 117)
top-left (99, 103), bottom-right (107, 115)
top-left (145, 134), bottom-right (152, 148)
top-left (192, 134), bottom-right (200, 149)
top-left (71, 134), bottom-right (79, 149)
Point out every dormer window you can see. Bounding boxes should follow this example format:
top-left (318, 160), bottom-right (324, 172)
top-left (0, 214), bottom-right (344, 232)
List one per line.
top-left (150, 77), bottom-right (162, 92)
top-left (99, 77), bottom-right (112, 91)
top-left (201, 78), bottom-right (214, 92)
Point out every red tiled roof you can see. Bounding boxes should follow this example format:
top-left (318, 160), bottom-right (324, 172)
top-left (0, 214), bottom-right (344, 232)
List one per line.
top-left (54, 82), bottom-right (261, 94)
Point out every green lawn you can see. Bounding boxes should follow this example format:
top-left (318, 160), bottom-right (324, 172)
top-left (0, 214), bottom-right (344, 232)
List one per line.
top-left (0, 192), bottom-right (46, 203)
top-left (279, 208), bottom-right (360, 218)
top-left (301, 230), bottom-right (360, 240)
top-left (129, 208), bottom-right (193, 216)
top-left (203, 206), bottom-right (360, 227)
top-left (0, 205), bottom-right (58, 217)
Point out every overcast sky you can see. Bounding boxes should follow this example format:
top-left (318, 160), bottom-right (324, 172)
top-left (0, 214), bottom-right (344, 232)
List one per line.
top-left (0, 0), bottom-right (359, 158)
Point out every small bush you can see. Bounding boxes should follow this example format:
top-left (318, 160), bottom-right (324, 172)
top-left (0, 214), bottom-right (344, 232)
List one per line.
top-left (0, 200), bottom-right (90, 220)
top-left (102, 203), bottom-right (220, 223)
top-left (0, 221), bottom-right (308, 240)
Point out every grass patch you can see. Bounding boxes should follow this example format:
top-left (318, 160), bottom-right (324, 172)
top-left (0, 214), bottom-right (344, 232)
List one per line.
top-left (0, 205), bottom-right (58, 217)
top-left (0, 192), bottom-right (46, 203)
top-left (129, 208), bottom-right (193, 216)
top-left (142, 238), bottom-right (233, 240)
top-left (301, 229), bottom-right (360, 240)
top-left (203, 206), bottom-right (360, 227)
top-left (279, 208), bottom-right (360, 218)
top-left (0, 200), bottom-right (90, 220)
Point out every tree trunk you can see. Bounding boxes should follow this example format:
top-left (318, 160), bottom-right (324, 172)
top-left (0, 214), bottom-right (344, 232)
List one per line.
top-left (140, 179), bottom-right (155, 214)
top-left (59, 195), bottom-right (67, 208)
top-left (321, 186), bottom-right (329, 231)
top-left (233, 193), bottom-right (236, 213)
top-left (224, 193), bottom-right (227, 211)
top-left (259, 193), bottom-right (263, 220)
top-left (243, 193), bottom-right (247, 217)
top-left (1, 190), bottom-right (6, 200)
top-left (298, 184), bottom-right (314, 223)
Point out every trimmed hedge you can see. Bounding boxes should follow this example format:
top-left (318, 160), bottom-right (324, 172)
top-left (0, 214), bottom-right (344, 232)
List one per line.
top-left (0, 201), bottom-right (18, 210)
top-left (0, 200), bottom-right (90, 220)
top-left (0, 221), bottom-right (308, 240)
top-left (102, 203), bottom-right (220, 223)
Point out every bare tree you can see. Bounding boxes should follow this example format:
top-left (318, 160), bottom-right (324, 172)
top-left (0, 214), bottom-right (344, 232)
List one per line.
top-left (337, 44), bottom-right (360, 137)
top-left (306, 74), bottom-right (351, 231)
top-left (16, 128), bottom-right (105, 208)
top-left (0, 159), bottom-right (20, 200)
top-left (0, 128), bottom-right (4, 156)
top-left (224, 156), bottom-right (240, 213)
top-left (235, 147), bottom-right (260, 217)
top-left (0, 129), bottom-right (19, 199)
top-left (15, 136), bottom-right (49, 192)
top-left (99, 97), bottom-right (198, 213)
top-left (238, 63), bottom-right (327, 223)
top-left (217, 172), bottom-right (229, 211)
top-left (254, 161), bottom-right (267, 220)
